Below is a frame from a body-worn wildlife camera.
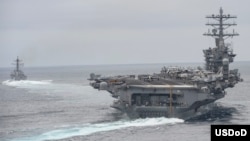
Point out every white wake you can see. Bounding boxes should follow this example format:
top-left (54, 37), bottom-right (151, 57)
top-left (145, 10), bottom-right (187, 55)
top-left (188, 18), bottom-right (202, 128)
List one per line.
top-left (12, 117), bottom-right (184, 141)
top-left (1, 79), bottom-right (86, 94)
top-left (2, 80), bottom-right (52, 88)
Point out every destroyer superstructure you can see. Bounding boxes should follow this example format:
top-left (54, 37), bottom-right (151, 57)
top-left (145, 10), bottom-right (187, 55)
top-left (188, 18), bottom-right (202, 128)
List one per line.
top-left (10, 56), bottom-right (27, 81)
top-left (88, 8), bottom-right (242, 119)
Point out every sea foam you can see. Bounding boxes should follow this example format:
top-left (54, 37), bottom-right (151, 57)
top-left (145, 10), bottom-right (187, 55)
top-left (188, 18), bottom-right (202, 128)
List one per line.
top-left (2, 80), bottom-right (52, 87)
top-left (12, 117), bottom-right (184, 141)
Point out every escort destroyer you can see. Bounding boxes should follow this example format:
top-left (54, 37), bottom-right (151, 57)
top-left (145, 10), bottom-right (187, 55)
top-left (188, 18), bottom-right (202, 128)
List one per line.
top-left (10, 56), bottom-right (27, 81)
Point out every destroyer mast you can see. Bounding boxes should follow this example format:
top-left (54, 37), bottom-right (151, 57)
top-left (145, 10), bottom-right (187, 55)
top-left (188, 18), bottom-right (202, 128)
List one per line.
top-left (10, 56), bottom-right (27, 81)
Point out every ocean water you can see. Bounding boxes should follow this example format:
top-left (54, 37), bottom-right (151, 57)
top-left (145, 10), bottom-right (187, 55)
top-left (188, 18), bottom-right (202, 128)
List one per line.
top-left (0, 62), bottom-right (249, 141)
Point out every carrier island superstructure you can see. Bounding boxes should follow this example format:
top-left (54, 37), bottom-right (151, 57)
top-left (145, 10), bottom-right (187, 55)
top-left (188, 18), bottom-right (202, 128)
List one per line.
top-left (10, 56), bottom-right (27, 81)
top-left (88, 8), bottom-right (242, 119)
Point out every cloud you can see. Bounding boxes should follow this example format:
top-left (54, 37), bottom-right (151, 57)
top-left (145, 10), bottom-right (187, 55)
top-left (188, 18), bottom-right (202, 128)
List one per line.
top-left (0, 0), bottom-right (249, 67)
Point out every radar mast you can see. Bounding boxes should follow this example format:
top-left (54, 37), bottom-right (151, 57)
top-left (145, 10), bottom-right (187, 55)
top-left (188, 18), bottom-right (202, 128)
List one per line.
top-left (204, 7), bottom-right (239, 47)
top-left (203, 7), bottom-right (239, 80)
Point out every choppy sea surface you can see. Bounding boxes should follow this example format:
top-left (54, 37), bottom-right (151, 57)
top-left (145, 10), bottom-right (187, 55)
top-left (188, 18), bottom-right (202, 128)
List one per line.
top-left (0, 62), bottom-right (249, 141)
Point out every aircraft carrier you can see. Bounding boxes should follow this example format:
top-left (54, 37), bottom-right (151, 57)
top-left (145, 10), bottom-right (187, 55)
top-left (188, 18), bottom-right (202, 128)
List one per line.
top-left (88, 8), bottom-right (242, 119)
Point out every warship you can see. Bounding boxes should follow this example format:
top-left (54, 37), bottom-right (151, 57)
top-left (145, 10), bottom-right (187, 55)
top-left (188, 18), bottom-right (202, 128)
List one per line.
top-left (88, 8), bottom-right (242, 119)
top-left (10, 56), bottom-right (27, 81)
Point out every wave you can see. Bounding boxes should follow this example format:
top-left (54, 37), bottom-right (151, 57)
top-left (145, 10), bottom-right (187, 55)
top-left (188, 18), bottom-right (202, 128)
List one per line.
top-left (186, 105), bottom-right (237, 122)
top-left (12, 117), bottom-right (184, 141)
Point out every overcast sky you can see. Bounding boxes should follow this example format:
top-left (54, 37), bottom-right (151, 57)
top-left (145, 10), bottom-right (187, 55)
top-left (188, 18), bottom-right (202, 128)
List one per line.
top-left (1, 0), bottom-right (249, 67)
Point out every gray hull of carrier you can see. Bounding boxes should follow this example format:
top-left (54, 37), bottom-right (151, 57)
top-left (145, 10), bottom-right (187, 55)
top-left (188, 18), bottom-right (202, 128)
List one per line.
top-left (88, 8), bottom-right (242, 119)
